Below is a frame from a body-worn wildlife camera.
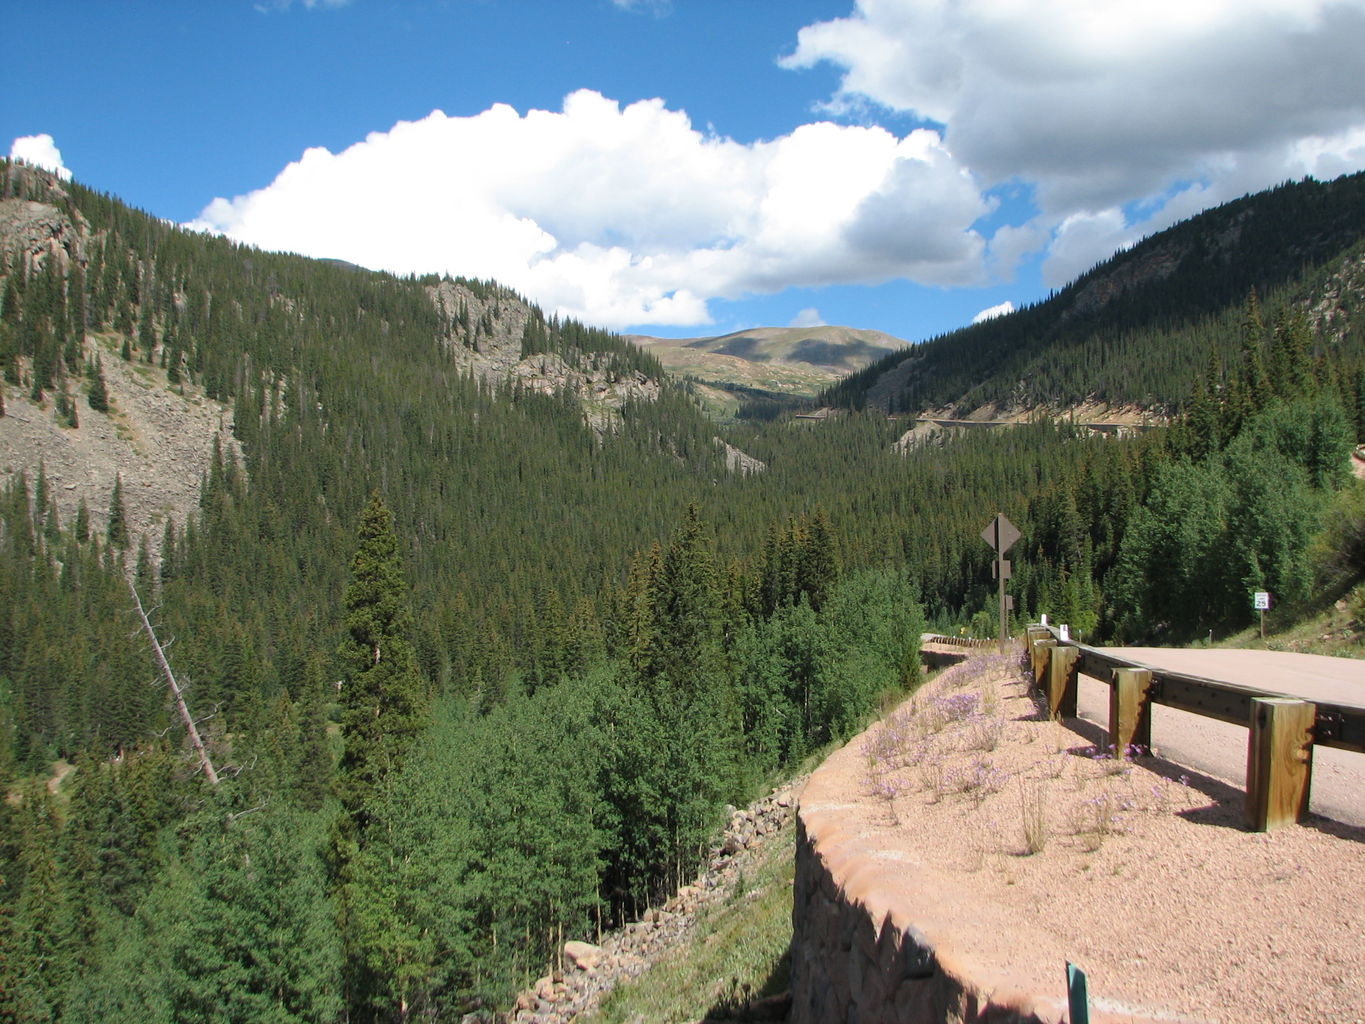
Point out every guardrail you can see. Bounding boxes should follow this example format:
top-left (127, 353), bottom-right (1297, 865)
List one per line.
top-left (922, 633), bottom-right (998, 649)
top-left (1023, 623), bottom-right (1365, 832)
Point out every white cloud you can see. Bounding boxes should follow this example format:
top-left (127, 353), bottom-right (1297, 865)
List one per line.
top-left (190, 3), bottom-right (1365, 330)
top-left (972, 300), bottom-right (1014, 324)
top-left (784, 0), bottom-right (1365, 279)
top-left (1042, 209), bottom-right (1137, 288)
top-left (611, 0), bottom-right (672, 13)
top-left (789, 308), bottom-right (825, 328)
top-left (191, 91), bottom-right (991, 328)
top-left (9, 134), bottom-right (72, 181)
top-left (986, 221), bottom-right (1048, 281)
top-left (255, 0), bottom-right (350, 12)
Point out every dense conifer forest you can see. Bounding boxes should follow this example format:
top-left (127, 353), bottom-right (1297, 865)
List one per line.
top-left (825, 172), bottom-right (1365, 415)
top-left (2, 159), bottom-right (1365, 1021)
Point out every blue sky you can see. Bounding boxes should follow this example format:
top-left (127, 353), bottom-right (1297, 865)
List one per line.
top-left (7, 2), bottom-right (1365, 343)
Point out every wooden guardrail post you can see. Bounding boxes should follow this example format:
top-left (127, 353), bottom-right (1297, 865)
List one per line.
top-left (1047, 644), bottom-right (1079, 721)
top-left (1245, 697), bottom-right (1315, 831)
top-left (1029, 634), bottom-right (1056, 689)
top-left (1109, 668), bottom-right (1154, 757)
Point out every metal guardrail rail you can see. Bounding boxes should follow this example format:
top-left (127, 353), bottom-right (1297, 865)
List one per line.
top-left (1025, 623), bottom-right (1365, 830)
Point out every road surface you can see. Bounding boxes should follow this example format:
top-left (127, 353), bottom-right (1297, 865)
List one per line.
top-left (1075, 647), bottom-right (1365, 827)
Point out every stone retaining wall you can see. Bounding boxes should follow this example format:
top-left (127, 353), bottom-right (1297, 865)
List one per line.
top-left (789, 724), bottom-right (1064, 1024)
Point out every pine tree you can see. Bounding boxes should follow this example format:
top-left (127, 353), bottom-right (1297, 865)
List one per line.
top-left (798, 507), bottom-right (841, 611)
top-left (651, 504), bottom-right (723, 689)
top-left (87, 355), bottom-right (109, 413)
top-left (336, 493), bottom-right (427, 837)
top-left (106, 474), bottom-right (128, 549)
top-left (136, 302), bottom-right (155, 363)
top-left (334, 493), bottom-right (430, 1021)
top-left (9, 785), bottom-right (73, 1022)
top-left (73, 498), bottom-right (89, 543)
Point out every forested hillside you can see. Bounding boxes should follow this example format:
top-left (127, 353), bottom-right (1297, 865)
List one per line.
top-left (827, 172), bottom-right (1365, 415)
top-left (2, 160), bottom-right (1364, 1023)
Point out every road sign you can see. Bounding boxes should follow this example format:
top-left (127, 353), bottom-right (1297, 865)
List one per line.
top-left (982, 513), bottom-right (1019, 651)
top-left (981, 513), bottom-right (1020, 553)
top-left (1253, 591), bottom-right (1271, 640)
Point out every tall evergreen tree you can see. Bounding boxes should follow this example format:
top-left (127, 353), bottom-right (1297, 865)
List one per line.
top-left (335, 493), bottom-right (430, 1021)
top-left (336, 493), bottom-right (427, 834)
top-left (106, 475), bottom-right (128, 549)
top-left (87, 355), bottom-right (109, 414)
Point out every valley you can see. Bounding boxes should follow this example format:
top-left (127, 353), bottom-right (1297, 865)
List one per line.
top-left (3, 158), bottom-right (1365, 1024)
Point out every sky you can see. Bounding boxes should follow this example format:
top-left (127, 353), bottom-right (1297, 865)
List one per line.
top-left (5, 1), bottom-right (1365, 344)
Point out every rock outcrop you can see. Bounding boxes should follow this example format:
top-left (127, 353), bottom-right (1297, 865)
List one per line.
top-left (0, 196), bottom-right (87, 274)
top-left (0, 340), bottom-right (239, 556)
top-left (427, 280), bottom-right (661, 434)
top-left (0, 165), bottom-right (239, 551)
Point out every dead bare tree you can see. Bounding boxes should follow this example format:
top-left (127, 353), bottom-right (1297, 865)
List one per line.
top-left (129, 580), bottom-right (220, 785)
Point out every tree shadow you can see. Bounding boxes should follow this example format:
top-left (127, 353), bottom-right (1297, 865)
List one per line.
top-left (698, 941), bottom-right (793, 1022)
top-left (1063, 713), bottom-right (1365, 844)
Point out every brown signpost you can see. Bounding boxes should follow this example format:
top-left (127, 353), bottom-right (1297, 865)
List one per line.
top-left (981, 513), bottom-right (1020, 651)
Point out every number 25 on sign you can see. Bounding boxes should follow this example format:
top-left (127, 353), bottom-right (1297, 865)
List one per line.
top-left (1253, 590), bottom-right (1271, 639)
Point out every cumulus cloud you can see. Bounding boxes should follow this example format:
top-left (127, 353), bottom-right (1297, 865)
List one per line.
top-left (972, 301), bottom-right (1014, 324)
top-left (986, 221), bottom-right (1049, 281)
top-left (1042, 209), bottom-right (1137, 288)
top-left (9, 134), bottom-right (72, 180)
top-left (191, 91), bottom-right (990, 328)
top-left (789, 308), bottom-right (825, 328)
top-left (784, 0), bottom-right (1365, 279)
top-left (189, 3), bottom-right (1365, 329)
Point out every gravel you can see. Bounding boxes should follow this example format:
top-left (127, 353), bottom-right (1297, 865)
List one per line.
top-left (836, 651), bottom-right (1365, 1023)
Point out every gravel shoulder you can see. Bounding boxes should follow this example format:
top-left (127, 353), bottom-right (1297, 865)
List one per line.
top-left (825, 650), bottom-right (1365, 1024)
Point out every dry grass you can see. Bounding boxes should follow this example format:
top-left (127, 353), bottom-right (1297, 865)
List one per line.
top-left (587, 818), bottom-right (795, 1024)
top-left (1020, 780), bottom-right (1049, 854)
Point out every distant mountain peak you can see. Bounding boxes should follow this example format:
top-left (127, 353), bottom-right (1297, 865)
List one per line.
top-left (628, 324), bottom-right (909, 401)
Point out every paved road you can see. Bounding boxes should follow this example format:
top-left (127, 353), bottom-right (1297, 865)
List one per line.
top-left (1074, 647), bottom-right (1365, 828)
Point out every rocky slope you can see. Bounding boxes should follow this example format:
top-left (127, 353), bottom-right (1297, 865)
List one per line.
top-left (505, 777), bottom-right (803, 1024)
top-left (428, 280), bottom-right (662, 433)
top-left (0, 337), bottom-right (239, 555)
top-left (0, 195), bottom-right (87, 274)
top-left (1, 169), bottom-right (239, 552)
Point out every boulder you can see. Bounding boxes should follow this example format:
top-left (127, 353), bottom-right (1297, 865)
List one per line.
top-left (563, 939), bottom-right (605, 971)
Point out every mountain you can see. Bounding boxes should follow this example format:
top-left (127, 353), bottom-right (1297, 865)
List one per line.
top-left (5, 157), bottom-right (1365, 1024)
top-left (828, 172), bottom-right (1365, 418)
top-left (0, 162), bottom-right (735, 565)
top-left (628, 324), bottom-right (908, 417)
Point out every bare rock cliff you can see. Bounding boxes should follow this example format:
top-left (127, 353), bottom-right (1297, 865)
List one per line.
top-left (427, 280), bottom-right (661, 432)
